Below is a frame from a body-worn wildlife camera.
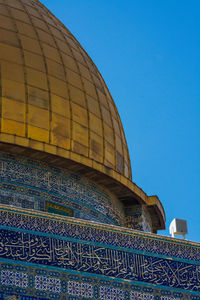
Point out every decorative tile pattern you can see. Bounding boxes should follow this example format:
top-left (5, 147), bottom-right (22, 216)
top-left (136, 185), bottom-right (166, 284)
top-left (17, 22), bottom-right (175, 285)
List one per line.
top-left (35, 275), bottom-right (61, 293)
top-left (100, 286), bottom-right (124, 300)
top-left (0, 228), bottom-right (199, 292)
top-left (0, 151), bottom-right (124, 226)
top-left (0, 262), bottom-right (199, 300)
top-left (0, 204), bottom-right (199, 299)
top-left (0, 208), bottom-right (199, 262)
top-left (68, 281), bottom-right (93, 298)
top-left (1, 270), bottom-right (28, 288)
top-left (68, 280), bottom-right (80, 296)
top-left (125, 205), bottom-right (152, 233)
top-left (1, 270), bottom-right (15, 286)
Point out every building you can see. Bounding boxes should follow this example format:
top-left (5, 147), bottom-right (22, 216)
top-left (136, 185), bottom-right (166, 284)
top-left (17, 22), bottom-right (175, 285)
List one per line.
top-left (0, 0), bottom-right (199, 299)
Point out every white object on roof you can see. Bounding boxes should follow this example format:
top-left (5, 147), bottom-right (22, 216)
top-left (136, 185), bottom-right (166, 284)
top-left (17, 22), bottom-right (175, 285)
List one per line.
top-left (169, 218), bottom-right (188, 239)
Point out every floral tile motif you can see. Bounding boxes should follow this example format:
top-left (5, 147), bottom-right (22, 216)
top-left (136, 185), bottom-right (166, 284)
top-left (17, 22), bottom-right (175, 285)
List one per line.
top-left (35, 275), bottom-right (61, 293)
top-left (100, 286), bottom-right (124, 300)
top-left (68, 281), bottom-right (80, 296)
top-left (1, 270), bottom-right (28, 288)
top-left (80, 282), bottom-right (94, 298)
top-left (15, 272), bottom-right (28, 288)
top-left (68, 281), bottom-right (93, 298)
top-left (1, 270), bottom-right (15, 286)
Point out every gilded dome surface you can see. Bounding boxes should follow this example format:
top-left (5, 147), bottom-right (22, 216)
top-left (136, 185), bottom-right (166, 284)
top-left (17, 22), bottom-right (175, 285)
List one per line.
top-left (0, 0), bottom-right (131, 181)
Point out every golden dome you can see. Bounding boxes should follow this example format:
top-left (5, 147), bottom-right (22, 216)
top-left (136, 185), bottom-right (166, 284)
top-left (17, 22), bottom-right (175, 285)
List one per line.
top-left (0, 0), bottom-right (165, 231)
top-left (0, 0), bottom-right (131, 179)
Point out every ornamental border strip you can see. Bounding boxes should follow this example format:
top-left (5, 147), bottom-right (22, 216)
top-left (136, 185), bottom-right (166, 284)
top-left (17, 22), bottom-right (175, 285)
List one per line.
top-left (0, 151), bottom-right (117, 210)
top-left (0, 181), bottom-right (119, 226)
top-left (0, 152), bottom-right (124, 225)
top-left (0, 227), bottom-right (199, 292)
top-left (0, 150), bottom-right (111, 200)
top-left (0, 205), bottom-right (199, 262)
top-left (0, 261), bottom-right (199, 300)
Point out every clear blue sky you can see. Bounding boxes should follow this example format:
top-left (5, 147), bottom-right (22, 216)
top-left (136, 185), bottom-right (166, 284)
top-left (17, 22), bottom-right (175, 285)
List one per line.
top-left (41, 0), bottom-right (200, 242)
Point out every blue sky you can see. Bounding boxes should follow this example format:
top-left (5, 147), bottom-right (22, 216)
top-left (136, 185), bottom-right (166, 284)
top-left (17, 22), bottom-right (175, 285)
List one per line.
top-left (41, 0), bottom-right (200, 242)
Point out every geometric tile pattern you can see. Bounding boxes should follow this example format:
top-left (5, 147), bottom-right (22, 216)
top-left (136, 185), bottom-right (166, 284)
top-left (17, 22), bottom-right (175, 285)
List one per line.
top-left (68, 281), bottom-right (93, 298)
top-left (0, 207), bottom-right (199, 262)
top-left (0, 206), bottom-right (199, 299)
top-left (100, 286), bottom-right (124, 300)
top-left (0, 227), bottom-right (199, 292)
top-left (0, 262), bottom-right (199, 300)
top-left (1, 270), bottom-right (28, 288)
top-left (0, 151), bottom-right (124, 226)
top-left (35, 275), bottom-right (61, 293)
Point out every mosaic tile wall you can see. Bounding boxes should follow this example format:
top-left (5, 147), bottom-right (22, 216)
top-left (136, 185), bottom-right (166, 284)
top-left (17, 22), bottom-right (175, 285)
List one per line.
top-left (0, 151), bottom-right (125, 226)
top-left (125, 205), bottom-right (153, 232)
top-left (0, 205), bottom-right (199, 299)
top-left (0, 262), bottom-right (199, 300)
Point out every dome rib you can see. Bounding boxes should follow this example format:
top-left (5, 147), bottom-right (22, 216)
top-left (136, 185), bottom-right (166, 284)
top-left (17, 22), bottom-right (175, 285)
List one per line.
top-left (30, 0), bottom-right (73, 150)
top-left (21, 0), bottom-right (52, 142)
